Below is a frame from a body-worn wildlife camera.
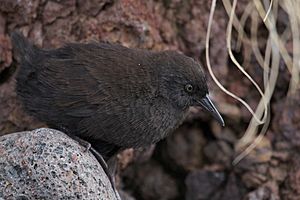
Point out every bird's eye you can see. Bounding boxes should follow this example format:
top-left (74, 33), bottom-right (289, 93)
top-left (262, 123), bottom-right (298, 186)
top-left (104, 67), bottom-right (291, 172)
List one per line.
top-left (185, 84), bottom-right (194, 93)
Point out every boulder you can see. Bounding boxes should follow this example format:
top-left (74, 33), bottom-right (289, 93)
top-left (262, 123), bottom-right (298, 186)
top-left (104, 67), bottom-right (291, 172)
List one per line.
top-left (0, 128), bottom-right (117, 200)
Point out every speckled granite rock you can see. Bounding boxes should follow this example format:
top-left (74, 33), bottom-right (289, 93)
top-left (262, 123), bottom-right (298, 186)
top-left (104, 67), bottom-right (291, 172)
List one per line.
top-left (0, 128), bottom-right (117, 200)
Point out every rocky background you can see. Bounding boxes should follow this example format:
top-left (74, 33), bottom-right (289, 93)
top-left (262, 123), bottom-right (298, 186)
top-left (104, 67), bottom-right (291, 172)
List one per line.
top-left (0, 0), bottom-right (297, 200)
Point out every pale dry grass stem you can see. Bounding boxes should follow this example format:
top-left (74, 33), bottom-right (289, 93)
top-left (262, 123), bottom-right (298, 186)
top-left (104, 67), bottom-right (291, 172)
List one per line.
top-left (206, 0), bottom-right (299, 165)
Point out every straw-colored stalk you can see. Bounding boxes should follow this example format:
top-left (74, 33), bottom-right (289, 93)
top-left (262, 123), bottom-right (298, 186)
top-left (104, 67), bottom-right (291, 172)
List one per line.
top-left (205, 0), bottom-right (299, 164)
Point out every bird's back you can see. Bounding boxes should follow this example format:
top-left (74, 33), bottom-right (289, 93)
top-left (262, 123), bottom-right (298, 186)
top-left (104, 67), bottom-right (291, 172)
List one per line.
top-left (11, 33), bottom-right (183, 155)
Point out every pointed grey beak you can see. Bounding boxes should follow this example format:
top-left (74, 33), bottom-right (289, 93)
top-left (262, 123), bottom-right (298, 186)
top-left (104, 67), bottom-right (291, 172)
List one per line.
top-left (198, 95), bottom-right (225, 126)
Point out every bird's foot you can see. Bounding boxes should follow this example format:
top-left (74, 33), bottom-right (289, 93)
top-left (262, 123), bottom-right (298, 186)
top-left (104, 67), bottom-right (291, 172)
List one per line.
top-left (73, 136), bottom-right (91, 153)
top-left (89, 147), bottom-right (120, 200)
top-left (63, 132), bottom-right (91, 152)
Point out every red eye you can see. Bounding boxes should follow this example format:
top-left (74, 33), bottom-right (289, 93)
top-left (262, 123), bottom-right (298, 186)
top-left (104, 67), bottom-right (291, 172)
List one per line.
top-left (185, 84), bottom-right (194, 93)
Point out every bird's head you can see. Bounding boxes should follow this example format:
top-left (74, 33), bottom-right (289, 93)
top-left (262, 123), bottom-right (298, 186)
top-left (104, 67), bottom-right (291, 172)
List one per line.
top-left (153, 51), bottom-right (224, 126)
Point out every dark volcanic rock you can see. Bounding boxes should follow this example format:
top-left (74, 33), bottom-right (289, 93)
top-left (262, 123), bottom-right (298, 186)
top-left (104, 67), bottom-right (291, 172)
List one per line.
top-left (204, 140), bottom-right (233, 168)
top-left (123, 161), bottom-right (179, 200)
top-left (43, 0), bottom-right (76, 24)
top-left (278, 90), bottom-right (300, 147)
top-left (158, 125), bottom-right (207, 173)
top-left (244, 182), bottom-right (280, 200)
top-left (185, 170), bottom-right (225, 200)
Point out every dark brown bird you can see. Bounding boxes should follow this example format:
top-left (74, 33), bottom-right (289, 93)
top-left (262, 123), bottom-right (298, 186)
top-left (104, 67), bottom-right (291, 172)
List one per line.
top-left (11, 32), bottom-right (224, 161)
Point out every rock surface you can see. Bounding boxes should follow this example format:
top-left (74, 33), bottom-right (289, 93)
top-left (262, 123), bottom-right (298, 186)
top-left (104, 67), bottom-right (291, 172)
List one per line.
top-left (0, 128), bottom-right (117, 200)
top-left (185, 170), bottom-right (225, 200)
top-left (123, 160), bottom-right (179, 200)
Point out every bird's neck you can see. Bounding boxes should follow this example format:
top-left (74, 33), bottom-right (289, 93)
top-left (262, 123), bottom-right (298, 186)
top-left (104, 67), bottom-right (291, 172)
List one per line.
top-left (143, 97), bottom-right (188, 144)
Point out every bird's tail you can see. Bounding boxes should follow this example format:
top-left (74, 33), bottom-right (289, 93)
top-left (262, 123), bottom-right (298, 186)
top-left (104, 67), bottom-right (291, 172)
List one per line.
top-left (10, 31), bottom-right (36, 62)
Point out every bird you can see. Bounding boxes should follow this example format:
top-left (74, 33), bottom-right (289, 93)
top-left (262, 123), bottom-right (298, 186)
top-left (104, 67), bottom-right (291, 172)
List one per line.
top-left (11, 32), bottom-right (224, 161)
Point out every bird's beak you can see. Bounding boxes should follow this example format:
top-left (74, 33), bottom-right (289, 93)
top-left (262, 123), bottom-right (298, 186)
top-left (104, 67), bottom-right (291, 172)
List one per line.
top-left (197, 94), bottom-right (225, 126)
